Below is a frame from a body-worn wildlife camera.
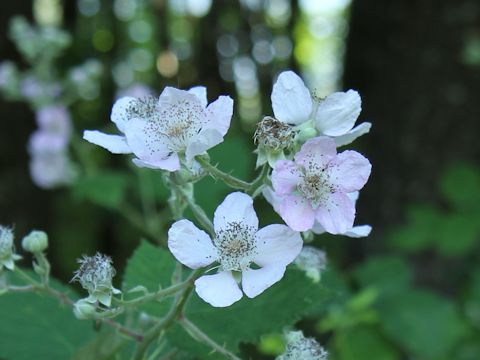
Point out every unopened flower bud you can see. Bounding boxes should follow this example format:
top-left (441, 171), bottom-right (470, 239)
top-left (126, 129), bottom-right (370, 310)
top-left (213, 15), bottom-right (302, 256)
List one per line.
top-left (276, 331), bottom-right (328, 360)
top-left (22, 230), bottom-right (48, 253)
top-left (73, 299), bottom-right (97, 320)
top-left (0, 226), bottom-right (21, 271)
top-left (294, 246), bottom-right (327, 283)
top-left (71, 253), bottom-right (120, 307)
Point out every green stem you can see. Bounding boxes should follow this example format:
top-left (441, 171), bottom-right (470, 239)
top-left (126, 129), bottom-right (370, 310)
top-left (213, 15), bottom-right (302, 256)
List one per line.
top-left (196, 156), bottom-right (251, 191)
top-left (116, 279), bottom-right (191, 308)
top-left (179, 317), bottom-right (241, 360)
top-left (171, 182), bottom-right (215, 237)
top-left (12, 268), bottom-right (143, 342)
top-left (133, 269), bottom-right (204, 360)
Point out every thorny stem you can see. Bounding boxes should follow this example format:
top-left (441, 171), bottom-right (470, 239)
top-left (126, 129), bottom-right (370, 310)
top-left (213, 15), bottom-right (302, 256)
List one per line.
top-left (116, 279), bottom-right (191, 308)
top-left (195, 156), bottom-right (251, 190)
top-left (196, 156), bottom-right (270, 197)
top-left (11, 267), bottom-right (143, 343)
top-left (171, 182), bottom-right (215, 237)
top-left (133, 269), bottom-right (204, 360)
top-left (180, 317), bottom-right (242, 360)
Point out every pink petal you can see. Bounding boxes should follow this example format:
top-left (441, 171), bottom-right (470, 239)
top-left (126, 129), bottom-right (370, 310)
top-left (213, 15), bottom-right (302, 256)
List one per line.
top-left (242, 265), bottom-right (286, 298)
top-left (279, 195), bottom-right (315, 232)
top-left (168, 219), bottom-right (217, 269)
top-left (315, 191), bottom-right (355, 234)
top-left (194, 271), bottom-right (243, 307)
top-left (294, 137), bottom-right (337, 170)
top-left (272, 160), bottom-right (300, 195)
top-left (254, 224), bottom-right (303, 267)
top-left (328, 150), bottom-right (371, 192)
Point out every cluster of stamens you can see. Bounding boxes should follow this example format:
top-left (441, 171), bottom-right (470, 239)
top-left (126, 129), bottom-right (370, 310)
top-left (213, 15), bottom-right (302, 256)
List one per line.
top-left (254, 116), bottom-right (296, 151)
top-left (297, 166), bottom-right (335, 209)
top-left (71, 253), bottom-right (115, 293)
top-left (214, 222), bottom-right (257, 271)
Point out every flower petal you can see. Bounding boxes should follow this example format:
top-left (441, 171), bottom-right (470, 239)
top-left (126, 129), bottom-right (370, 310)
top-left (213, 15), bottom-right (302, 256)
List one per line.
top-left (123, 118), bottom-right (179, 170)
top-left (262, 187), bottom-right (281, 213)
top-left (294, 136), bottom-right (337, 170)
top-left (334, 122), bottom-right (371, 147)
top-left (111, 96), bottom-right (136, 133)
top-left (328, 150), bottom-right (371, 192)
top-left (242, 265), bottom-right (286, 298)
top-left (272, 160), bottom-right (301, 195)
top-left (279, 195), bottom-right (316, 232)
top-left (185, 128), bottom-right (224, 163)
top-left (83, 131), bottom-right (132, 154)
top-left (131, 155), bottom-right (180, 171)
top-left (315, 90), bottom-right (361, 136)
top-left (206, 95), bottom-right (233, 137)
top-left (214, 192), bottom-right (259, 234)
top-left (271, 71), bottom-right (312, 125)
top-left (345, 225), bottom-right (372, 238)
top-left (194, 271), bottom-right (243, 307)
top-left (253, 224), bottom-right (303, 267)
top-left (315, 191), bottom-right (355, 234)
top-left (188, 86), bottom-right (207, 108)
top-left (168, 219), bottom-right (217, 269)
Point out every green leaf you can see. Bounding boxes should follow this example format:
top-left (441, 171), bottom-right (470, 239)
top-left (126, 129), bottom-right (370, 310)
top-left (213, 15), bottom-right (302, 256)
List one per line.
top-left (122, 241), bottom-right (331, 358)
top-left (0, 271), bottom-right (96, 360)
top-left (335, 327), bottom-right (400, 360)
top-left (354, 256), bottom-right (413, 297)
top-left (122, 240), bottom-right (177, 316)
top-left (387, 205), bottom-right (443, 253)
top-left (439, 163), bottom-right (480, 211)
top-left (379, 289), bottom-right (468, 359)
top-left (73, 171), bottom-right (130, 209)
top-left (436, 214), bottom-right (480, 256)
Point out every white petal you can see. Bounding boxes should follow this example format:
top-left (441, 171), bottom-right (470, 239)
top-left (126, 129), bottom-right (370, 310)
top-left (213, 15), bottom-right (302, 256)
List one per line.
top-left (206, 95), bottom-right (233, 137)
top-left (168, 219), bottom-right (217, 269)
top-left (123, 118), bottom-right (178, 170)
top-left (131, 154), bottom-right (180, 171)
top-left (253, 224), bottom-right (303, 267)
top-left (194, 271), bottom-right (243, 307)
top-left (242, 265), bottom-right (286, 298)
top-left (344, 225), bottom-right (372, 238)
top-left (83, 131), bottom-right (132, 154)
top-left (334, 122), bottom-right (371, 147)
top-left (271, 71), bottom-right (312, 125)
top-left (111, 96), bottom-right (136, 133)
top-left (214, 192), bottom-right (259, 234)
top-left (347, 191), bottom-right (360, 203)
top-left (315, 90), bottom-right (361, 136)
top-left (188, 86), bottom-right (208, 108)
top-left (159, 86), bottom-right (199, 107)
top-left (185, 128), bottom-right (223, 163)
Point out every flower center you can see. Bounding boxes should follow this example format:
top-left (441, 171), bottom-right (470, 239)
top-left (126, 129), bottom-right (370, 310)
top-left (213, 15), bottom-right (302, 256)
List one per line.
top-left (297, 167), bottom-right (335, 209)
top-left (214, 222), bottom-right (257, 271)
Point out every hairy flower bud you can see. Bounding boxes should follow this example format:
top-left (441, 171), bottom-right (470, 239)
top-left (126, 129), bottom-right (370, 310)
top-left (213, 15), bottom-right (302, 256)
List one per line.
top-left (71, 253), bottom-right (120, 307)
top-left (277, 331), bottom-right (328, 360)
top-left (73, 299), bottom-right (97, 320)
top-left (254, 116), bottom-right (297, 167)
top-left (22, 230), bottom-right (48, 253)
top-left (0, 226), bottom-right (21, 271)
top-left (294, 246), bottom-right (327, 283)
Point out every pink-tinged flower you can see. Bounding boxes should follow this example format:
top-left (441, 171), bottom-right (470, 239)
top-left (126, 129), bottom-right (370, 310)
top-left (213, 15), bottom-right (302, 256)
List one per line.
top-left (269, 136), bottom-right (371, 234)
top-left (168, 192), bottom-right (303, 307)
top-left (83, 86), bottom-right (233, 172)
top-left (271, 71), bottom-right (371, 146)
top-left (29, 152), bottom-right (76, 189)
top-left (264, 188), bottom-right (372, 238)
